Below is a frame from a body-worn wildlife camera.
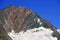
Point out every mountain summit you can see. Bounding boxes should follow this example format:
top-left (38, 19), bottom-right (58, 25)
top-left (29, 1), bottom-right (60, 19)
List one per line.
top-left (0, 6), bottom-right (60, 40)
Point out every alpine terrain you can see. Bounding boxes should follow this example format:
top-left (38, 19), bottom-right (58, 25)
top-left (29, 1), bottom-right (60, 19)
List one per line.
top-left (0, 6), bottom-right (60, 40)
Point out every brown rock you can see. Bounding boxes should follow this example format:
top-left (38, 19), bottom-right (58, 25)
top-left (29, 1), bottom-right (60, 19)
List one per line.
top-left (2, 6), bottom-right (33, 33)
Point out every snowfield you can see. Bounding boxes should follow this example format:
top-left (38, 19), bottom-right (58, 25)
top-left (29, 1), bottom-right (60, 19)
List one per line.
top-left (8, 26), bottom-right (57, 40)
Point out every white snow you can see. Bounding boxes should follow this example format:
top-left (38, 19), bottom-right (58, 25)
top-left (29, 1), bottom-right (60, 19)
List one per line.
top-left (36, 18), bottom-right (43, 25)
top-left (57, 29), bottom-right (60, 33)
top-left (8, 26), bottom-right (57, 40)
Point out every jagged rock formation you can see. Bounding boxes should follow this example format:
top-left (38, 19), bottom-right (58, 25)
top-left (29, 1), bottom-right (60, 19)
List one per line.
top-left (0, 6), bottom-right (60, 40)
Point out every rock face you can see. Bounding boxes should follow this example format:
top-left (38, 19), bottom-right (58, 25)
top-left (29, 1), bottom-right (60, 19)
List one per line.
top-left (1, 6), bottom-right (40, 33)
top-left (0, 6), bottom-right (60, 40)
top-left (0, 23), bottom-right (12, 40)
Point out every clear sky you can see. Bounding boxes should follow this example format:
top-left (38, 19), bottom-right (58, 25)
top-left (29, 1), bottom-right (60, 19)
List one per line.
top-left (0, 0), bottom-right (60, 29)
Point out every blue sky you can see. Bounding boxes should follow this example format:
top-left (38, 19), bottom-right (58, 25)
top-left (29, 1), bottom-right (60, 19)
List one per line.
top-left (0, 0), bottom-right (60, 29)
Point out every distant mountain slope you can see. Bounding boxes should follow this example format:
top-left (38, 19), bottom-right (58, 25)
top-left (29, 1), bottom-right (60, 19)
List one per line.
top-left (0, 6), bottom-right (60, 40)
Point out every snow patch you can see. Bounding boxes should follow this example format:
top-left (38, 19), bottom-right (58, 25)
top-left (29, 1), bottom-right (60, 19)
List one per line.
top-left (57, 29), bottom-right (60, 33)
top-left (37, 18), bottom-right (42, 25)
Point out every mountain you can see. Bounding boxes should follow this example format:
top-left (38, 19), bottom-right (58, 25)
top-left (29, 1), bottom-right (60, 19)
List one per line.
top-left (0, 6), bottom-right (60, 40)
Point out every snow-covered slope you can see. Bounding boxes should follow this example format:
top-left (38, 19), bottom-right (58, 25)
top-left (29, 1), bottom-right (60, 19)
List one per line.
top-left (8, 26), bottom-right (57, 40)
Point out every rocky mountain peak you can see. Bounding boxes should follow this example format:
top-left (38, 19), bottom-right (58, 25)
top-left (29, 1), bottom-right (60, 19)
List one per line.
top-left (0, 6), bottom-right (60, 40)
